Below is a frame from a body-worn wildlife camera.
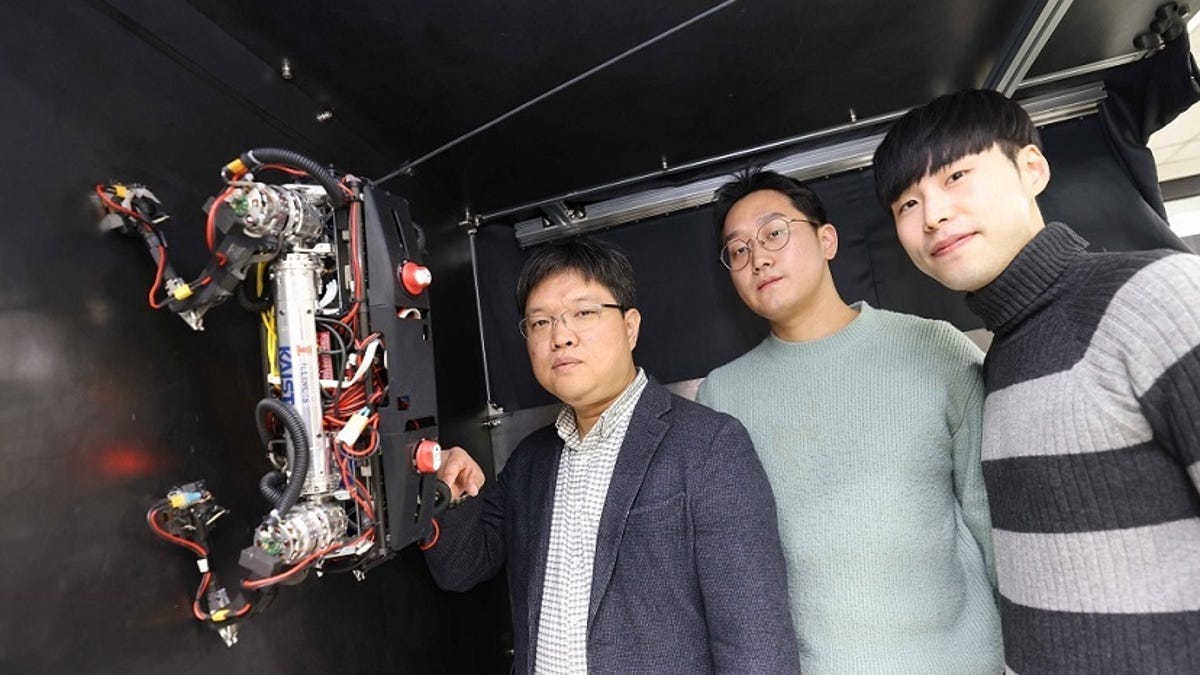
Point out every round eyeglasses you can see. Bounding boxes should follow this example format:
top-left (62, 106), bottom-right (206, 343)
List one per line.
top-left (518, 302), bottom-right (627, 339)
top-left (719, 217), bottom-right (818, 271)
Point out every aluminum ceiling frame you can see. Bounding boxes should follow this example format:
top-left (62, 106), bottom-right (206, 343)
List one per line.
top-left (984, 0), bottom-right (1076, 95)
top-left (504, 0), bottom-right (1096, 247)
top-left (512, 82), bottom-right (1106, 247)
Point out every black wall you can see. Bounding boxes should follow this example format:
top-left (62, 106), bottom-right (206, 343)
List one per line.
top-left (476, 62), bottom-right (1195, 412)
top-left (0, 2), bottom-right (508, 673)
top-left (4, 2), bottom-right (1195, 672)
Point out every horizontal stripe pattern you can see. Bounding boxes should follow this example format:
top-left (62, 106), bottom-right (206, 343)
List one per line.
top-left (984, 443), bottom-right (1200, 533)
top-left (1092, 255), bottom-right (1200, 398)
top-left (1140, 344), bottom-right (1200, 467)
top-left (992, 519), bottom-right (1200, 614)
top-left (999, 596), bottom-right (1200, 674)
top-left (980, 246), bottom-right (1168, 391)
top-left (985, 256), bottom-right (1200, 462)
top-left (984, 369), bottom-right (1152, 461)
top-left (969, 227), bottom-right (1200, 670)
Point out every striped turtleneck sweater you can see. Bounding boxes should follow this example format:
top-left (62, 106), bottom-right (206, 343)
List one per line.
top-left (966, 222), bottom-right (1200, 673)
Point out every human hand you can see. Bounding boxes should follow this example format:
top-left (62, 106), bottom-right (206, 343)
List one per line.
top-left (437, 446), bottom-right (485, 501)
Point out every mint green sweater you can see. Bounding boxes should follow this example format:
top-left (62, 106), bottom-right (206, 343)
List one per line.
top-left (697, 303), bottom-right (1002, 674)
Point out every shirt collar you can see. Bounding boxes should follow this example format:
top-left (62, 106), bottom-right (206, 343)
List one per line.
top-left (555, 368), bottom-right (648, 448)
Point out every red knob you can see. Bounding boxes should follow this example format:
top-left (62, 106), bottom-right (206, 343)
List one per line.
top-left (399, 261), bottom-right (432, 295)
top-left (414, 439), bottom-right (442, 474)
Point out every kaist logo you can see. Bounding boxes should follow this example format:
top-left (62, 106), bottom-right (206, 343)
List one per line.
top-left (279, 346), bottom-right (294, 404)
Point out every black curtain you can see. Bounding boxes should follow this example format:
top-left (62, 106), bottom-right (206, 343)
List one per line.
top-left (477, 34), bottom-right (1200, 413)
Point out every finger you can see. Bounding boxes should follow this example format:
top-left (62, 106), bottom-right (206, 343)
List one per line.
top-left (459, 463), bottom-right (486, 498)
top-left (436, 447), bottom-right (468, 480)
top-left (467, 466), bottom-right (485, 496)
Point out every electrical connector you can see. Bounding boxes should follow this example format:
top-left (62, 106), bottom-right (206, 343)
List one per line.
top-left (168, 488), bottom-right (203, 509)
top-left (335, 407), bottom-right (372, 446)
top-left (171, 283), bottom-right (194, 301)
top-left (239, 545), bottom-right (283, 579)
top-left (224, 157), bottom-right (248, 177)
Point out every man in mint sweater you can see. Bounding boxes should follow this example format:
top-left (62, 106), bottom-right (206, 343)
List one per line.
top-left (697, 169), bottom-right (1002, 673)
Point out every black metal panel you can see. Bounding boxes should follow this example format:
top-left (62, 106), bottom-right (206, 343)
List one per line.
top-left (1027, 0), bottom-right (1169, 79)
top-left (188, 0), bottom-right (1031, 217)
top-left (362, 186), bottom-right (445, 549)
top-left (0, 1), bottom-right (508, 672)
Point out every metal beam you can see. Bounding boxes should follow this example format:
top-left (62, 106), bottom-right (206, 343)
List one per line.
top-left (984, 0), bottom-right (1075, 96)
top-left (514, 83), bottom-right (1106, 248)
top-left (480, 107), bottom-right (909, 225)
top-left (1016, 52), bottom-right (1144, 91)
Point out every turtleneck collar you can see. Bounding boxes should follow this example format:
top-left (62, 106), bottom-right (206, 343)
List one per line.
top-left (965, 222), bottom-right (1088, 334)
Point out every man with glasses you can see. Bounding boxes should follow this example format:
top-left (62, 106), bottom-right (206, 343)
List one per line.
top-left (424, 237), bottom-right (800, 674)
top-left (697, 169), bottom-right (1002, 673)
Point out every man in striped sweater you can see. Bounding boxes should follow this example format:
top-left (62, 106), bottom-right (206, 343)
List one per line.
top-left (874, 88), bottom-right (1200, 672)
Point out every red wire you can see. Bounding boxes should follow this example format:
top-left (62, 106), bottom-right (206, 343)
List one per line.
top-left (213, 177), bottom-right (370, 594)
top-left (94, 185), bottom-right (147, 222)
top-left (147, 245), bottom-right (169, 309)
top-left (147, 506), bottom-right (215, 621)
top-left (418, 519), bottom-right (439, 551)
top-left (95, 186), bottom-right (173, 308)
top-left (341, 201), bottom-right (363, 327)
top-left (334, 450), bottom-right (375, 518)
top-left (146, 505), bottom-right (252, 622)
top-left (257, 163), bottom-right (309, 177)
top-left (338, 437), bottom-right (373, 459)
top-left (246, 163), bottom-right (355, 202)
top-left (240, 428), bottom-right (379, 592)
top-left (206, 186), bottom-right (236, 264)
top-left (192, 572), bottom-right (212, 620)
top-left (146, 506), bottom-right (207, 557)
top-left (241, 528), bottom-right (375, 591)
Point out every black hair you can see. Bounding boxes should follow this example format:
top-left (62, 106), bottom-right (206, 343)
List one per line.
top-left (712, 168), bottom-right (827, 239)
top-left (872, 88), bottom-right (1042, 209)
top-left (515, 237), bottom-right (636, 314)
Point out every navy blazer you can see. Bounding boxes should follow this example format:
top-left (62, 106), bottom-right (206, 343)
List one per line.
top-left (425, 380), bottom-right (800, 674)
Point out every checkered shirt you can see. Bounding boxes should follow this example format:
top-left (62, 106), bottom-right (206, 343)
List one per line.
top-left (532, 368), bottom-right (648, 674)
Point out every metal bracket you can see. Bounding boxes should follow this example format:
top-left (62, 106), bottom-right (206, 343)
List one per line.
top-left (482, 401), bottom-right (506, 429)
top-left (459, 208), bottom-right (481, 233)
top-left (217, 624), bottom-right (239, 648)
top-left (538, 201), bottom-right (582, 228)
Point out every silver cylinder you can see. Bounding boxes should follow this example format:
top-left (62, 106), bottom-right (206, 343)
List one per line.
top-left (274, 253), bottom-right (337, 495)
top-left (254, 501), bottom-right (349, 564)
top-left (236, 184), bottom-right (323, 243)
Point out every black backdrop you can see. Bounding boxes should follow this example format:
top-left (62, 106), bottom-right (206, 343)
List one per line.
top-left (476, 40), bottom-right (1197, 412)
top-left (0, 2), bottom-right (509, 673)
top-left (2, 1), bottom-right (1197, 673)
